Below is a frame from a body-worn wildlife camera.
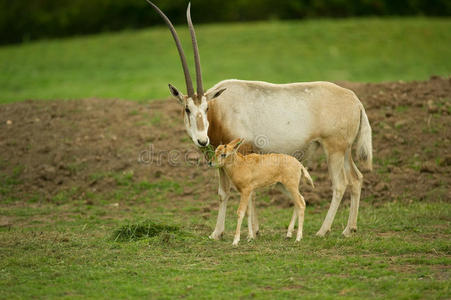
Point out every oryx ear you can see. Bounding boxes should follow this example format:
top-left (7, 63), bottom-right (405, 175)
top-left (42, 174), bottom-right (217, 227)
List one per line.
top-left (205, 88), bottom-right (226, 101)
top-left (168, 84), bottom-right (185, 105)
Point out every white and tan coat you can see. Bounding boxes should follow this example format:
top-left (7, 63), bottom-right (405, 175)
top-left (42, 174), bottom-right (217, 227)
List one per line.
top-left (147, 1), bottom-right (373, 239)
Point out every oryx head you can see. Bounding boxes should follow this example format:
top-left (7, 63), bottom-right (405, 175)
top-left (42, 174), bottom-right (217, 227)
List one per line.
top-left (146, 1), bottom-right (226, 147)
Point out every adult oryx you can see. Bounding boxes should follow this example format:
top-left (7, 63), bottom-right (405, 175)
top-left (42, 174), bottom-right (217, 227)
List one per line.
top-left (146, 1), bottom-right (373, 238)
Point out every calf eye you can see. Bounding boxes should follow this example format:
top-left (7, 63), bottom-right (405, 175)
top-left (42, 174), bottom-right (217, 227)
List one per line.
top-left (185, 108), bottom-right (190, 114)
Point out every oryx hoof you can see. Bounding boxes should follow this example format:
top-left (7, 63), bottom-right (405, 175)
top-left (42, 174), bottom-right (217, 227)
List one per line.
top-left (316, 229), bottom-right (330, 237)
top-left (342, 227), bottom-right (357, 237)
top-left (209, 231), bottom-right (223, 240)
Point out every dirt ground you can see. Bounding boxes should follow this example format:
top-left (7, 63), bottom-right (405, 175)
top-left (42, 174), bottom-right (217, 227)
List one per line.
top-left (0, 76), bottom-right (450, 207)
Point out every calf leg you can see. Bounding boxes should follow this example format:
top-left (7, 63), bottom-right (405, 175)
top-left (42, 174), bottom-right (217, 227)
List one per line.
top-left (279, 183), bottom-right (298, 238)
top-left (287, 209), bottom-right (297, 238)
top-left (233, 190), bottom-right (252, 246)
top-left (286, 185), bottom-right (306, 242)
top-left (296, 194), bottom-right (306, 242)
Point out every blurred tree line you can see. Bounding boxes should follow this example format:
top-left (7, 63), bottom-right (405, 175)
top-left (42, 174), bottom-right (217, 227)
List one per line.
top-left (1, 0), bottom-right (450, 45)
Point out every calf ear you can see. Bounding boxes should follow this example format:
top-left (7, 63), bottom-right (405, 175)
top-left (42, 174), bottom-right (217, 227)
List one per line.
top-left (235, 138), bottom-right (245, 150)
top-left (231, 138), bottom-right (245, 154)
top-left (229, 138), bottom-right (243, 148)
top-left (205, 88), bottom-right (226, 101)
top-left (168, 84), bottom-right (185, 105)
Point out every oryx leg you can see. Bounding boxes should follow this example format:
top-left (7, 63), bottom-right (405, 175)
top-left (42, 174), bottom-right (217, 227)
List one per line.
top-left (233, 189), bottom-right (252, 246)
top-left (250, 192), bottom-right (259, 235)
top-left (209, 168), bottom-right (231, 240)
top-left (247, 192), bottom-right (256, 241)
top-left (286, 141), bottom-right (319, 238)
top-left (343, 149), bottom-right (363, 237)
top-left (316, 150), bottom-right (348, 237)
top-left (277, 183), bottom-right (298, 237)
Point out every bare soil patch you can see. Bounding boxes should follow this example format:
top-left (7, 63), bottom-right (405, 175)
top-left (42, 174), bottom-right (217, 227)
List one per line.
top-left (0, 76), bottom-right (450, 206)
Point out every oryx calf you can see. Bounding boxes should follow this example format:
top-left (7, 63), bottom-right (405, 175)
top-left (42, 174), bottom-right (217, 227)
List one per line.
top-left (210, 138), bottom-right (314, 246)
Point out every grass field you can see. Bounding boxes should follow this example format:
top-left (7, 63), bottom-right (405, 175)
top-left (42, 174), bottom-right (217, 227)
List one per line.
top-left (0, 17), bottom-right (450, 103)
top-left (1, 190), bottom-right (449, 298)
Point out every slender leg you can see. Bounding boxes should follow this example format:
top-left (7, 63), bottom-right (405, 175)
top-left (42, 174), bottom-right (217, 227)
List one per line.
top-left (286, 184), bottom-right (306, 242)
top-left (279, 183), bottom-right (297, 237)
top-left (251, 192), bottom-right (259, 235)
top-left (343, 158), bottom-right (363, 237)
top-left (247, 195), bottom-right (255, 241)
top-left (316, 151), bottom-right (348, 237)
top-left (233, 190), bottom-right (252, 246)
top-left (296, 194), bottom-right (306, 242)
top-left (209, 168), bottom-right (231, 240)
top-left (286, 209), bottom-right (297, 238)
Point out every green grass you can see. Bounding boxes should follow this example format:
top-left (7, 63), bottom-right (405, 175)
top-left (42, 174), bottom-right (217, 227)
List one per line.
top-left (0, 166), bottom-right (449, 298)
top-left (112, 219), bottom-right (180, 242)
top-left (0, 190), bottom-right (449, 299)
top-left (0, 17), bottom-right (450, 103)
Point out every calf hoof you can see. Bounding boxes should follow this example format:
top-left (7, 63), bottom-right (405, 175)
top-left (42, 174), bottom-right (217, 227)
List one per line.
top-left (342, 227), bottom-right (357, 237)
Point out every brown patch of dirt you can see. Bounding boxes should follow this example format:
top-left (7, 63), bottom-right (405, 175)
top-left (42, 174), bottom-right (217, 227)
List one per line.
top-left (0, 215), bottom-right (13, 228)
top-left (0, 76), bottom-right (450, 206)
top-left (388, 263), bottom-right (450, 280)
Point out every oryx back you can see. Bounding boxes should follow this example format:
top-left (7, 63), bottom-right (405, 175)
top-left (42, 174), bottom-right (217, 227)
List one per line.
top-left (207, 79), bottom-right (362, 155)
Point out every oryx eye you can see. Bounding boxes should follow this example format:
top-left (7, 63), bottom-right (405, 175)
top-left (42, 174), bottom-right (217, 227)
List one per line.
top-left (185, 107), bottom-right (190, 114)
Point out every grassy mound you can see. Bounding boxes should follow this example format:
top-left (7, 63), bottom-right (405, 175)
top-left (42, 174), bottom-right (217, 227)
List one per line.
top-left (112, 219), bottom-right (179, 242)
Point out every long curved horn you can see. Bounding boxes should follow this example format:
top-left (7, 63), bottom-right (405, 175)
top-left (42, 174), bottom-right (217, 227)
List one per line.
top-left (187, 2), bottom-right (203, 96)
top-left (145, 0), bottom-right (194, 97)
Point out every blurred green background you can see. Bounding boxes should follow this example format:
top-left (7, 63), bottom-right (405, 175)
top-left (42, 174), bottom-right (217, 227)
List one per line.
top-left (0, 1), bottom-right (450, 103)
top-left (1, 0), bottom-right (450, 45)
